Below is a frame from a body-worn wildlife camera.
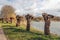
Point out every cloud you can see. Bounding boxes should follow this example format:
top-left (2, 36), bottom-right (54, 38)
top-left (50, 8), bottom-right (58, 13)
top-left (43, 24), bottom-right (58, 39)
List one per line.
top-left (42, 0), bottom-right (60, 10)
top-left (0, 0), bottom-right (60, 16)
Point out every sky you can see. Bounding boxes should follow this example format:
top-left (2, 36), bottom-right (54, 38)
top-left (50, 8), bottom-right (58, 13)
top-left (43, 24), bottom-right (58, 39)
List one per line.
top-left (0, 0), bottom-right (60, 16)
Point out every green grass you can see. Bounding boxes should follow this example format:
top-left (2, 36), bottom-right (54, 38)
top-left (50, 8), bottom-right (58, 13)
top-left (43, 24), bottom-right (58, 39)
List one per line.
top-left (1, 23), bottom-right (60, 40)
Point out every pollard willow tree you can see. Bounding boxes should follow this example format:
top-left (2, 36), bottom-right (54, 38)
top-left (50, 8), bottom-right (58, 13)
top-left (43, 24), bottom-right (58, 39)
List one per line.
top-left (42, 13), bottom-right (54, 35)
top-left (25, 14), bottom-right (33, 31)
top-left (1, 5), bottom-right (15, 23)
top-left (10, 17), bottom-right (14, 23)
top-left (1, 18), bottom-right (4, 23)
top-left (16, 15), bottom-right (23, 27)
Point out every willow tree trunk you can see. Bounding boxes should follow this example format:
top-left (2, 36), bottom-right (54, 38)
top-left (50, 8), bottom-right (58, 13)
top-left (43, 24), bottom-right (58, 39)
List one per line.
top-left (42, 13), bottom-right (50, 35)
top-left (16, 19), bottom-right (20, 27)
top-left (6, 18), bottom-right (9, 23)
top-left (6, 20), bottom-right (8, 23)
top-left (2, 18), bottom-right (4, 23)
top-left (25, 14), bottom-right (33, 31)
top-left (44, 19), bottom-right (50, 35)
top-left (10, 19), bottom-right (12, 23)
top-left (26, 19), bottom-right (30, 31)
top-left (42, 13), bottom-right (54, 35)
top-left (10, 18), bottom-right (13, 23)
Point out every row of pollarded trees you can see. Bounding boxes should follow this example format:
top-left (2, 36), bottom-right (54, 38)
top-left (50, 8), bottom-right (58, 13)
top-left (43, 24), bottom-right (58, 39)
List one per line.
top-left (0, 5), bottom-right (55, 35)
top-left (16, 13), bottom-right (54, 35)
top-left (16, 14), bottom-right (33, 31)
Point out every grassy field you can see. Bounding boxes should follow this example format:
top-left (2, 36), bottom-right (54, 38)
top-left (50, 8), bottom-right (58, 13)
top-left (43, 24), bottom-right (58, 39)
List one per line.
top-left (1, 22), bottom-right (60, 40)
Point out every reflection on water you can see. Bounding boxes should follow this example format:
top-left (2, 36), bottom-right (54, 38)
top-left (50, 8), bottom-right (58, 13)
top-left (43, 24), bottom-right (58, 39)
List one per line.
top-left (31, 21), bottom-right (60, 35)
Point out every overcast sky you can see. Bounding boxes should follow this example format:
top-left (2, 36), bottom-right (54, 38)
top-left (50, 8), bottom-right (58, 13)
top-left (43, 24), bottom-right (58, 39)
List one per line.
top-left (0, 0), bottom-right (60, 16)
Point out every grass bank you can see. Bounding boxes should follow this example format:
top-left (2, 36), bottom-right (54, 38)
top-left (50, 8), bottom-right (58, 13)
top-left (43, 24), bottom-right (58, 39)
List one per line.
top-left (1, 23), bottom-right (60, 40)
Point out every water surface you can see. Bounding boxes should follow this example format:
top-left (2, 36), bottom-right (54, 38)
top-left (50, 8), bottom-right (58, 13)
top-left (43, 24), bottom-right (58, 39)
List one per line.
top-left (31, 21), bottom-right (60, 35)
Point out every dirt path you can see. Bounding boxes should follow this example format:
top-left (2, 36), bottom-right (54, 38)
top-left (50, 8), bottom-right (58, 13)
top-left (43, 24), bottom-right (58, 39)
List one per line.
top-left (0, 28), bottom-right (7, 40)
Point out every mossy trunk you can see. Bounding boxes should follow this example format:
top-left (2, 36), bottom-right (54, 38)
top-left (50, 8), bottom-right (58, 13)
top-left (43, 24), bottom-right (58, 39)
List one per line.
top-left (16, 19), bottom-right (20, 27)
top-left (26, 19), bottom-right (30, 31)
top-left (44, 20), bottom-right (50, 35)
top-left (42, 13), bottom-right (50, 35)
top-left (25, 14), bottom-right (33, 31)
top-left (42, 13), bottom-right (54, 35)
top-left (10, 19), bottom-right (12, 23)
top-left (5, 18), bottom-right (9, 23)
top-left (6, 20), bottom-right (9, 23)
top-left (2, 18), bottom-right (4, 23)
top-left (10, 18), bottom-right (13, 23)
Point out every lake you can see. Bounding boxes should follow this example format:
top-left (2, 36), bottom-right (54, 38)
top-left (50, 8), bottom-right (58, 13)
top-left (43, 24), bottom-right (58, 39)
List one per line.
top-left (31, 21), bottom-right (60, 35)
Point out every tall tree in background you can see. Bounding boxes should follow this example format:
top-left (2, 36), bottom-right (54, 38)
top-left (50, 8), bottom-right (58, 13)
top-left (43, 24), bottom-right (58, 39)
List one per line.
top-left (25, 14), bottom-right (33, 31)
top-left (1, 5), bottom-right (15, 23)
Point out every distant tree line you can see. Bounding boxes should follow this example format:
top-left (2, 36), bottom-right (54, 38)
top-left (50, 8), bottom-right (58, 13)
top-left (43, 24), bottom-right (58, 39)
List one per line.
top-left (33, 16), bottom-right (60, 22)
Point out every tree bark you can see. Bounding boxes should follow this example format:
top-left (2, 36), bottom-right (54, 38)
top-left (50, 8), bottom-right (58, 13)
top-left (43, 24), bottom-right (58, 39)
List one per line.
top-left (10, 18), bottom-right (13, 23)
top-left (26, 19), bottom-right (30, 31)
top-left (16, 19), bottom-right (20, 27)
top-left (2, 18), bottom-right (4, 23)
top-left (44, 20), bottom-right (50, 35)
top-left (42, 13), bottom-right (50, 35)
